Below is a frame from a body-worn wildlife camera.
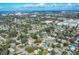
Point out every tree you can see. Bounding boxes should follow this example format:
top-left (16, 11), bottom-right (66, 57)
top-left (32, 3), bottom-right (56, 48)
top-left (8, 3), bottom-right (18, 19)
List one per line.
top-left (30, 33), bottom-right (38, 39)
top-left (25, 47), bottom-right (34, 53)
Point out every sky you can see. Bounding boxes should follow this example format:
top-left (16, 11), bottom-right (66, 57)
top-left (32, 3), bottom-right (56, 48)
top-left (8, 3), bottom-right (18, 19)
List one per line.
top-left (0, 3), bottom-right (79, 12)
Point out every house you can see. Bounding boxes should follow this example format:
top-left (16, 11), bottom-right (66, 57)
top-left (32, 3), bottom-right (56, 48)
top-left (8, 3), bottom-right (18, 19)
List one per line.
top-left (45, 36), bottom-right (55, 44)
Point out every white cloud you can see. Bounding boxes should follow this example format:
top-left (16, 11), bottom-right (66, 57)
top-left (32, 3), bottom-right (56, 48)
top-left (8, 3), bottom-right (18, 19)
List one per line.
top-left (23, 3), bottom-right (45, 7)
top-left (10, 3), bottom-right (46, 9)
top-left (36, 3), bottom-right (45, 6)
top-left (23, 4), bottom-right (34, 7)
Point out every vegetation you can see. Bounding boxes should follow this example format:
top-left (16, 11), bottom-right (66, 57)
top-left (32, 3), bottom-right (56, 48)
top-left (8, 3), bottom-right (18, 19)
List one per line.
top-left (0, 12), bottom-right (79, 55)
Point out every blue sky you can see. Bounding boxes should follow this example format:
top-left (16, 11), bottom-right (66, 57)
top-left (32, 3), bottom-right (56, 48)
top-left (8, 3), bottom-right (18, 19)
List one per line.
top-left (0, 3), bottom-right (79, 12)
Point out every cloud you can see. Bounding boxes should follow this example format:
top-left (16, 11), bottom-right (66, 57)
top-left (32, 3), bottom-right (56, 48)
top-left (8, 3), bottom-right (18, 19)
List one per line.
top-left (36, 3), bottom-right (45, 6)
top-left (23, 4), bottom-right (34, 7)
top-left (6, 3), bottom-right (46, 9)
top-left (23, 3), bottom-right (45, 7)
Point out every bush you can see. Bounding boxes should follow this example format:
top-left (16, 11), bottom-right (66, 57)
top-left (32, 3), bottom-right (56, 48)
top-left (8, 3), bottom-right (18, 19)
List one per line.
top-left (34, 38), bottom-right (43, 43)
top-left (30, 33), bottom-right (38, 39)
top-left (25, 47), bottom-right (34, 53)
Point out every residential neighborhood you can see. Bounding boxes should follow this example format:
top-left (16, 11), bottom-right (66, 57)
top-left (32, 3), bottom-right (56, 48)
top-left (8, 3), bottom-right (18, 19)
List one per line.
top-left (0, 11), bottom-right (79, 55)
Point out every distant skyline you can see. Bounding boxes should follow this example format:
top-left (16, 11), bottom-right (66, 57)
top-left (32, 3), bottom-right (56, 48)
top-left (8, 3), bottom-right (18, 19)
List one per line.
top-left (0, 3), bottom-right (79, 13)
